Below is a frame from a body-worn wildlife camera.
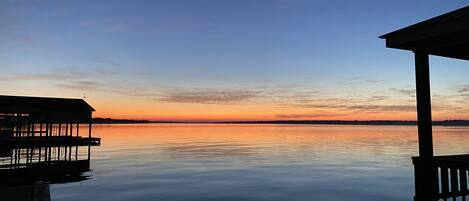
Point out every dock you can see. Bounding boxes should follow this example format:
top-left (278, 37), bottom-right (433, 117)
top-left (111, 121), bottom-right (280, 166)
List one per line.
top-left (0, 136), bottom-right (100, 148)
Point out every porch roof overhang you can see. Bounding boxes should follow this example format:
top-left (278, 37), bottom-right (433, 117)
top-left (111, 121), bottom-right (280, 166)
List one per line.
top-left (379, 6), bottom-right (469, 61)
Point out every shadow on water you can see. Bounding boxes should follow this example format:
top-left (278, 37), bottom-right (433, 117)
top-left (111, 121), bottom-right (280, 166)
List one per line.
top-left (0, 146), bottom-right (94, 201)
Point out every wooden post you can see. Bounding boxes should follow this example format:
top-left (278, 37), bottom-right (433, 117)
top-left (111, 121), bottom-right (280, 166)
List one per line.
top-left (58, 123), bottom-right (62, 136)
top-left (68, 146), bottom-right (72, 160)
top-left (45, 114), bottom-right (49, 138)
top-left (49, 123), bottom-right (52, 137)
top-left (18, 114), bottom-right (22, 138)
top-left (27, 121), bottom-right (31, 138)
top-left (64, 145), bottom-right (67, 160)
top-left (48, 146), bottom-right (51, 161)
top-left (415, 52), bottom-right (433, 158)
top-left (27, 122), bottom-right (31, 137)
top-left (413, 52), bottom-right (438, 201)
top-left (87, 145), bottom-right (91, 160)
top-left (89, 120), bottom-right (92, 138)
top-left (38, 147), bottom-right (42, 162)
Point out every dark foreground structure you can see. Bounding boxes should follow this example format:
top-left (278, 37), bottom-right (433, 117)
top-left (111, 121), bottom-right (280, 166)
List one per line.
top-left (0, 95), bottom-right (100, 147)
top-left (0, 95), bottom-right (99, 200)
top-left (0, 146), bottom-right (93, 201)
top-left (381, 6), bottom-right (469, 201)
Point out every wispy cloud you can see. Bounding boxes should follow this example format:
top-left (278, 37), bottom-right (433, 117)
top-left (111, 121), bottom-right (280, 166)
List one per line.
top-left (338, 77), bottom-right (385, 86)
top-left (370, 95), bottom-right (389, 100)
top-left (365, 79), bottom-right (384, 83)
top-left (54, 78), bottom-right (166, 99)
top-left (56, 80), bottom-right (104, 91)
top-left (275, 113), bottom-right (350, 119)
top-left (294, 102), bottom-right (415, 113)
top-left (458, 85), bottom-right (469, 93)
top-left (389, 88), bottom-right (415, 97)
top-left (0, 67), bottom-right (115, 81)
top-left (159, 89), bottom-right (259, 104)
top-left (347, 104), bottom-right (415, 113)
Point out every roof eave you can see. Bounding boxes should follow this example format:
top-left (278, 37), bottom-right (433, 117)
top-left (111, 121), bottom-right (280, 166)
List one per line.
top-left (379, 6), bottom-right (469, 40)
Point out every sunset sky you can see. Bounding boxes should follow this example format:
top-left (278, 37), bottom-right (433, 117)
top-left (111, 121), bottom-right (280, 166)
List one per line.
top-left (1, 0), bottom-right (469, 121)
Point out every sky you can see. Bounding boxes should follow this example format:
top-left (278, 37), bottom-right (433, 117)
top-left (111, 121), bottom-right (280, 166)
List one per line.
top-left (1, 0), bottom-right (469, 121)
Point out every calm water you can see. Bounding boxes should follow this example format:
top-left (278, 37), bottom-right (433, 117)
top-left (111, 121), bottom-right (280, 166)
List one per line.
top-left (49, 124), bottom-right (469, 201)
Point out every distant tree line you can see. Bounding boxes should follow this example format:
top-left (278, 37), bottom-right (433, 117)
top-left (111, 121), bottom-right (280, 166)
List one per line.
top-left (93, 118), bottom-right (469, 126)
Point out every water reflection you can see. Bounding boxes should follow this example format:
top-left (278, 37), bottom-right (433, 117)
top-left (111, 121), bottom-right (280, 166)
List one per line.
top-left (17, 124), bottom-right (468, 201)
top-left (164, 142), bottom-right (257, 158)
top-left (0, 146), bottom-right (93, 201)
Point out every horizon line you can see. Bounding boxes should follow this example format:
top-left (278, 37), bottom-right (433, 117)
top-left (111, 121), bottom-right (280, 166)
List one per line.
top-left (92, 117), bottom-right (469, 124)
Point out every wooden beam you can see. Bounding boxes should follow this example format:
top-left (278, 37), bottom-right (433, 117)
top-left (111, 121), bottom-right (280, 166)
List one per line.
top-left (414, 52), bottom-right (434, 158)
top-left (89, 115), bottom-right (92, 138)
top-left (58, 123), bottom-right (62, 137)
top-left (89, 122), bottom-right (92, 138)
top-left (413, 52), bottom-right (439, 201)
top-left (87, 145), bottom-right (91, 160)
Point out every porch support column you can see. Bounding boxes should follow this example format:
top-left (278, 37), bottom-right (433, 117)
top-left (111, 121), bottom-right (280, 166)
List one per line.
top-left (413, 52), bottom-right (437, 201)
top-left (414, 51), bottom-right (433, 158)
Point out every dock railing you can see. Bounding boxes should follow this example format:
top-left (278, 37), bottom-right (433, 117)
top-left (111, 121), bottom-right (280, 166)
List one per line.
top-left (413, 155), bottom-right (469, 201)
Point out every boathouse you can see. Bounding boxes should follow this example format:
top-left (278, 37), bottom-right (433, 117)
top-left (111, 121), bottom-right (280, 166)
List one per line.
top-left (0, 95), bottom-right (100, 146)
top-left (380, 6), bottom-right (469, 201)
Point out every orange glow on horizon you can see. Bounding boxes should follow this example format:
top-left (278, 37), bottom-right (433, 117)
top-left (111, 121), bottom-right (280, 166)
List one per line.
top-left (89, 101), bottom-right (416, 122)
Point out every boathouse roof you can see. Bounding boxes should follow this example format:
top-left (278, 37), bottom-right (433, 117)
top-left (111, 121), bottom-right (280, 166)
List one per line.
top-left (0, 95), bottom-right (95, 113)
top-left (379, 6), bottom-right (469, 61)
top-left (0, 95), bottom-right (94, 123)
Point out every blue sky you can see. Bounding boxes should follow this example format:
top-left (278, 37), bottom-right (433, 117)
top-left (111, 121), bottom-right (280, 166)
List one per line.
top-left (1, 0), bottom-right (469, 120)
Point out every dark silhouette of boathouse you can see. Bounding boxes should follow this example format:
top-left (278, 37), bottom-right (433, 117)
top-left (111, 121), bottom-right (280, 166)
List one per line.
top-left (0, 95), bottom-right (100, 147)
top-left (380, 6), bottom-right (469, 201)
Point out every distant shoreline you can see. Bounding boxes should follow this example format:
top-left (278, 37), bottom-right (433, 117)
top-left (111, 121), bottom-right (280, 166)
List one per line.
top-left (92, 118), bottom-right (469, 126)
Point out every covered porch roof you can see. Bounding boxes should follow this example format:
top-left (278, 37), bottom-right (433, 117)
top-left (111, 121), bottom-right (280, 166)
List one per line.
top-left (380, 6), bottom-right (469, 61)
top-left (380, 6), bottom-right (469, 201)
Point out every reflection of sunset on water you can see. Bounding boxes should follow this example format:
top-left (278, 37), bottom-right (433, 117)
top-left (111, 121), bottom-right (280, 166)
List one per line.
top-left (95, 124), bottom-right (469, 160)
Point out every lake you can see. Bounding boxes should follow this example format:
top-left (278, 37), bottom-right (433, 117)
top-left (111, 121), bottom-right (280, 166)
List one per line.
top-left (48, 124), bottom-right (469, 201)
